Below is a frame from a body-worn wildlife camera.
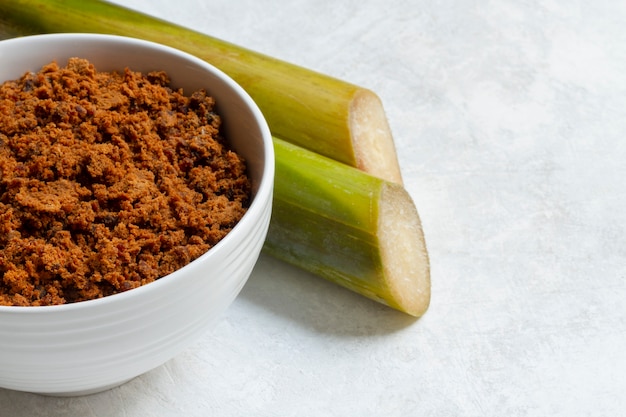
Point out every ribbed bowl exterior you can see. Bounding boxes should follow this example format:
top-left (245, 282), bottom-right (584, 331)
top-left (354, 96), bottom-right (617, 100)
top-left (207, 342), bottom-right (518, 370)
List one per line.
top-left (0, 34), bottom-right (274, 395)
top-left (0, 193), bottom-right (271, 395)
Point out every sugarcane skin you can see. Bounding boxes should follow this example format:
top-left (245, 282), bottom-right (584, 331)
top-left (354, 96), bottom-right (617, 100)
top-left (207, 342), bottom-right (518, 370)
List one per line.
top-left (0, 0), bottom-right (361, 167)
top-left (265, 203), bottom-right (393, 307)
top-left (272, 138), bottom-right (380, 228)
top-left (266, 138), bottom-right (399, 310)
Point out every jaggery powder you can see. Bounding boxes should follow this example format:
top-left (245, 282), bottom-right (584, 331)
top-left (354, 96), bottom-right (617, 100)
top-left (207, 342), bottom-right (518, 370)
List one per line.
top-left (0, 58), bottom-right (251, 306)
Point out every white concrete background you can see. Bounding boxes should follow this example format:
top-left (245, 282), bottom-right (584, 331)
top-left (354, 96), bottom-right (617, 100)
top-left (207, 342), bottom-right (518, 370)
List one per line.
top-left (1, 1), bottom-right (625, 415)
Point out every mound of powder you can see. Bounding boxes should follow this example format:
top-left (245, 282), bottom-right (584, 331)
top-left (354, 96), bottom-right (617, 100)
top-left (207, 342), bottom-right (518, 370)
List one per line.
top-left (0, 58), bottom-right (250, 306)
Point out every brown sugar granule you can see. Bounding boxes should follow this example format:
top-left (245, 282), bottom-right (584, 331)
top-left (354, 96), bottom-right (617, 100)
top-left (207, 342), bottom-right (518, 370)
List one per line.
top-left (0, 58), bottom-right (251, 306)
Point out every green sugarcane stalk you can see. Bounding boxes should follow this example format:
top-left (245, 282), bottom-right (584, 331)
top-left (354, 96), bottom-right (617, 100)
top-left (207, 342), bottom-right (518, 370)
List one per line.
top-left (267, 138), bottom-right (430, 317)
top-left (0, 0), bottom-right (403, 184)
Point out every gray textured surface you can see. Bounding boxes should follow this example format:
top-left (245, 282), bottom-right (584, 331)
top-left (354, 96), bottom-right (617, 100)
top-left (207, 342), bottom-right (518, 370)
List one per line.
top-left (1, 1), bottom-right (625, 415)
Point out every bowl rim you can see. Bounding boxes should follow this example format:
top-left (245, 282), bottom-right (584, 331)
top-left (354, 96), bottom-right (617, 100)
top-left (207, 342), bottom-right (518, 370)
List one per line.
top-left (0, 33), bottom-right (274, 313)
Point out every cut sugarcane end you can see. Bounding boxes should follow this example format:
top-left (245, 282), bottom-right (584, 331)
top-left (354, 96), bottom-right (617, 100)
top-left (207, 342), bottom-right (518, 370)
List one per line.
top-left (379, 182), bottom-right (431, 317)
top-left (350, 89), bottom-right (404, 185)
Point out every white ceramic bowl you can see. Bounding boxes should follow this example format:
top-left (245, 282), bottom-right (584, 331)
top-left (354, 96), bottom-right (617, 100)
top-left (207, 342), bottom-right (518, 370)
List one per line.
top-left (0, 34), bottom-right (274, 396)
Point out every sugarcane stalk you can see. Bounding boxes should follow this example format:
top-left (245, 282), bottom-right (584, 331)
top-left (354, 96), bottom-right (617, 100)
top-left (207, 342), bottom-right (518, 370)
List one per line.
top-left (266, 138), bottom-right (430, 317)
top-left (0, 0), bottom-right (403, 184)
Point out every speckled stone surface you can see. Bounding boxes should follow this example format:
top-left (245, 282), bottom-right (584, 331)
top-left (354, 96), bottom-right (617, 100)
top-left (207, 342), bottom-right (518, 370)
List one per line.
top-left (1, 1), bottom-right (625, 415)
